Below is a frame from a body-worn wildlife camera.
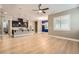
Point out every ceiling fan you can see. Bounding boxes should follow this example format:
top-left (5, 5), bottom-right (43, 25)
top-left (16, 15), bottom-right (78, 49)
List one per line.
top-left (32, 4), bottom-right (49, 14)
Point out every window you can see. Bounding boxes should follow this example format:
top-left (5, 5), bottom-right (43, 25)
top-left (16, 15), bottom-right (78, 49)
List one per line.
top-left (53, 15), bottom-right (71, 31)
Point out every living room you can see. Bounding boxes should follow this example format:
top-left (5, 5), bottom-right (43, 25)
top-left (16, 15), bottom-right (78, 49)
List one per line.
top-left (0, 4), bottom-right (79, 54)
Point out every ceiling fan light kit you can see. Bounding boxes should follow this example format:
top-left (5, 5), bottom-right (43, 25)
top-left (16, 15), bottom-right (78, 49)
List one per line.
top-left (38, 10), bottom-right (42, 13)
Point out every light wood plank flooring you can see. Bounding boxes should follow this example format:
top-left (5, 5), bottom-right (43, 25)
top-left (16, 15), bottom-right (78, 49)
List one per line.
top-left (0, 33), bottom-right (79, 54)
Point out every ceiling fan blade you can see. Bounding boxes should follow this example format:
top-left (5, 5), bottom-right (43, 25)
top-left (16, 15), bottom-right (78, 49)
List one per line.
top-left (42, 10), bottom-right (46, 13)
top-left (42, 8), bottom-right (49, 10)
top-left (32, 9), bottom-right (39, 11)
top-left (38, 4), bottom-right (41, 10)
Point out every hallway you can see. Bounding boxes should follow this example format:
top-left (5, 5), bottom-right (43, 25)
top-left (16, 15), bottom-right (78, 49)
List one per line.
top-left (0, 33), bottom-right (79, 54)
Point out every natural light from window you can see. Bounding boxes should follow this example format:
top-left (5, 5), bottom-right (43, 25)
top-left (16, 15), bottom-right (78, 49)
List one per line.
top-left (53, 15), bottom-right (71, 31)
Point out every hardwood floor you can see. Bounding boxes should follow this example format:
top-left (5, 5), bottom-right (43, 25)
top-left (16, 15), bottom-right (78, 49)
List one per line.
top-left (0, 33), bottom-right (79, 54)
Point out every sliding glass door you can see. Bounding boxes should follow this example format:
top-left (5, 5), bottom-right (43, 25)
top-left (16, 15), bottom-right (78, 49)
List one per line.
top-left (0, 9), bottom-right (8, 40)
top-left (0, 15), bottom-right (3, 39)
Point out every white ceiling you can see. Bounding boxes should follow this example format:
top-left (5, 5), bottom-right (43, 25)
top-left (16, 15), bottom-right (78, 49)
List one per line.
top-left (1, 4), bottom-right (79, 20)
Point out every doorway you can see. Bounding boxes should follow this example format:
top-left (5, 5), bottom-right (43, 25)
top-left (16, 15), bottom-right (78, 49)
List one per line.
top-left (3, 19), bottom-right (9, 34)
top-left (35, 21), bottom-right (38, 33)
top-left (2, 15), bottom-right (10, 37)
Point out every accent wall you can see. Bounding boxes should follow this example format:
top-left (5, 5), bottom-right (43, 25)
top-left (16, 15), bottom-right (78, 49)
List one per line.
top-left (42, 20), bottom-right (48, 32)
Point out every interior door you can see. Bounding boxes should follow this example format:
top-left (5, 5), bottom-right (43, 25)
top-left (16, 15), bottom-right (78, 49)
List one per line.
top-left (35, 21), bottom-right (38, 33)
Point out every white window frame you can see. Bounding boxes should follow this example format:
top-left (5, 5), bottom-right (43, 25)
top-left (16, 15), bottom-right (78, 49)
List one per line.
top-left (53, 15), bottom-right (71, 31)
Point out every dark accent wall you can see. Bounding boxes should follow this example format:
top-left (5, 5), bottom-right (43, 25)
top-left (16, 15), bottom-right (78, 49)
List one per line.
top-left (42, 20), bottom-right (48, 32)
top-left (48, 7), bottom-right (79, 39)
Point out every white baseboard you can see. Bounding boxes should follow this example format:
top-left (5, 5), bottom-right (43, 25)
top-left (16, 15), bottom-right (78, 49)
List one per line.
top-left (48, 35), bottom-right (79, 42)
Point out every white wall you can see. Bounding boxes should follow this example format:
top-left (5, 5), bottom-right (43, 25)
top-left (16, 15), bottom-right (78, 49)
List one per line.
top-left (28, 20), bottom-right (35, 32)
top-left (37, 20), bottom-right (42, 33)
